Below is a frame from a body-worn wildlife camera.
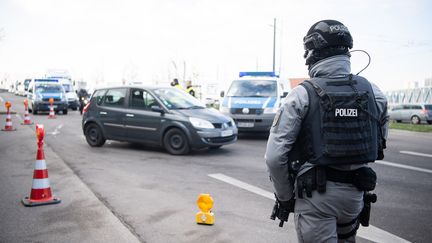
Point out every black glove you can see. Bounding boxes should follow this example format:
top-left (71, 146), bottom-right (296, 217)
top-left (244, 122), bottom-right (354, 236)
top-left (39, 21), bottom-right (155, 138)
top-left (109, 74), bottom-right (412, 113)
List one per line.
top-left (270, 196), bottom-right (295, 227)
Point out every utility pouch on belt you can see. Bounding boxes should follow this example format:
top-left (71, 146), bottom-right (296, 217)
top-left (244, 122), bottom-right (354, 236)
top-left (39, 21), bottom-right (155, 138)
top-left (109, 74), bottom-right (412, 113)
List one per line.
top-left (297, 167), bottom-right (326, 198)
top-left (352, 167), bottom-right (377, 191)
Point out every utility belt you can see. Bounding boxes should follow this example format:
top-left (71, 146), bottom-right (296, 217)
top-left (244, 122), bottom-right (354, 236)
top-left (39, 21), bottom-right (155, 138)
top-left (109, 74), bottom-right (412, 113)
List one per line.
top-left (296, 166), bottom-right (377, 199)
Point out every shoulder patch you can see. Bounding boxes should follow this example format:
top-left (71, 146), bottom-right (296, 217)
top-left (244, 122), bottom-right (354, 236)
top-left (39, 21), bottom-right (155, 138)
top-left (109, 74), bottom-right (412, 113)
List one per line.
top-left (272, 109), bottom-right (283, 127)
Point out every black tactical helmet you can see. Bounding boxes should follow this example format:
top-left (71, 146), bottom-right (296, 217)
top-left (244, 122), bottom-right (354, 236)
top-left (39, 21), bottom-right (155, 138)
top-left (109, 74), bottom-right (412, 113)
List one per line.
top-left (303, 20), bottom-right (353, 66)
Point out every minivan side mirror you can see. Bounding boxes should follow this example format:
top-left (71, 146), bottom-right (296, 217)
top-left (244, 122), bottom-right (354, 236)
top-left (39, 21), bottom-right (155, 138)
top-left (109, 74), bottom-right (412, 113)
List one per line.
top-left (151, 105), bottom-right (165, 114)
top-left (281, 91), bottom-right (289, 98)
top-left (220, 91), bottom-right (225, 97)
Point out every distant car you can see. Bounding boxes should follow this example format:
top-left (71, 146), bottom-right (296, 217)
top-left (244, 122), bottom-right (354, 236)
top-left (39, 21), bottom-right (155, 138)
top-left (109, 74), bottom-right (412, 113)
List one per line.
top-left (82, 86), bottom-right (238, 155)
top-left (388, 104), bottom-right (432, 124)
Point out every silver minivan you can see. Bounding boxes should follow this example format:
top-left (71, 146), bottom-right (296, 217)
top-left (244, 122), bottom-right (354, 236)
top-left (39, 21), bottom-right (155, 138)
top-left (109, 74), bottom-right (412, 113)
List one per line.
top-left (389, 104), bottom-right (432, 124)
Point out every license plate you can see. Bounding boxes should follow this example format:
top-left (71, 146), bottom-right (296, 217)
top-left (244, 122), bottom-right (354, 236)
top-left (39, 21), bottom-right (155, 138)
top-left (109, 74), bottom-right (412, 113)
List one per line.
top-left (237, 122), bottom-right (254, 128)
top-left (221, 130), bottom-right (233, 137)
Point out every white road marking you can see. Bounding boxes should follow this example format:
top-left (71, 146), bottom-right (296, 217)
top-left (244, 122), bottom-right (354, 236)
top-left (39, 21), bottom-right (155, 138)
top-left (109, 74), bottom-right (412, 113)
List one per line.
top-left (400, 150), bottom-right (432, 158)
top-left (50, 124), bottom-right (64, 135)
top-left (376, 160), bottom-right (432, 174)
top-left (209, 173), bottom-right (411, 243)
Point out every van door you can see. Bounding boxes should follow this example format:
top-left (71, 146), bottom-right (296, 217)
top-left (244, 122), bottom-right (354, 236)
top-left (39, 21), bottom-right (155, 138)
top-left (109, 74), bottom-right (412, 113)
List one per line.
top-left (98, 88), bottom-right (127, 139)
top-left (124, 88), bottom-right (162, 144)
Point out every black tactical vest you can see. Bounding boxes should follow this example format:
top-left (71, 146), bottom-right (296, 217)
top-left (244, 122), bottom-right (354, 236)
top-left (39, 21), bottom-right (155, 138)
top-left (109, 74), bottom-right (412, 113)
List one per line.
top-left (293, 75), bottom-right (380, 166)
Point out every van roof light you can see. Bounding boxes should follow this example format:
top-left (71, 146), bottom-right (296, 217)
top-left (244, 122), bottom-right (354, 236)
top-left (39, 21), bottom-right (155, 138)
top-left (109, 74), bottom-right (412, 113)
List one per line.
top-left (239, 72), bottom-right (279, 78)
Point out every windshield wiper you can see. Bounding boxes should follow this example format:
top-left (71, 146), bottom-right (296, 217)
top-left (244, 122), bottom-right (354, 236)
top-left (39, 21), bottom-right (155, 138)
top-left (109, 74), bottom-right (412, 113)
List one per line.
top-left (188, 106), bottom-right (205, 109)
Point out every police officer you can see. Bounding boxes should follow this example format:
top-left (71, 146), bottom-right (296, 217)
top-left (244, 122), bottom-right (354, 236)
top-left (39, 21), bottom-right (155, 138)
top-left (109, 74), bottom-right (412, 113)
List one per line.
top-left (265, 20), bottom-right (388, 242)
top-left (171, 78), bottom-right (183, 90)
top-left (186, 80), bottom-right (196, 97)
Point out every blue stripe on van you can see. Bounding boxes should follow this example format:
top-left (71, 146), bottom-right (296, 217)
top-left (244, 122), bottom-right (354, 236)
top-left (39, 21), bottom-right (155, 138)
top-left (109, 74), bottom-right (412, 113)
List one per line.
top-left (226, 97), bottom-right (277, 108)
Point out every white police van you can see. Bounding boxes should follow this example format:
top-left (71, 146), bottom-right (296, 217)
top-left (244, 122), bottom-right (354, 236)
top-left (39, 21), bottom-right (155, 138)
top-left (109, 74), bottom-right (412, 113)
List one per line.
top-left (27, 78), bottom-right (69, 115)
top-left (219, 72), bottom-right (289, 132)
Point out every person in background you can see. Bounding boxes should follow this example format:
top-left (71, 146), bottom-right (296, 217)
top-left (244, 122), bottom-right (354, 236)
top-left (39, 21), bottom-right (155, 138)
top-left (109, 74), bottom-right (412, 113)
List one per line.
top-left (186, 80), bottom-right (196, 97)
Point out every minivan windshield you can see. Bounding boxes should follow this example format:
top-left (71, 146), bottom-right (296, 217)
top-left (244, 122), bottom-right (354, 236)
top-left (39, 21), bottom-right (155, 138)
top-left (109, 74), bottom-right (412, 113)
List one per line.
top-left (36, 84), bottom-right (64, 93)
top-left (154, 87), bottom-right (205, 109)
top-left (226, 80), bottom-right (277, 97)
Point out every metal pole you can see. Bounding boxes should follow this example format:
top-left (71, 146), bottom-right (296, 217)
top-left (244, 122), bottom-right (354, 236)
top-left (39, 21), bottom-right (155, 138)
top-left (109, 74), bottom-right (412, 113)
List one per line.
top-left (272, 18), bottom-right (276, 73)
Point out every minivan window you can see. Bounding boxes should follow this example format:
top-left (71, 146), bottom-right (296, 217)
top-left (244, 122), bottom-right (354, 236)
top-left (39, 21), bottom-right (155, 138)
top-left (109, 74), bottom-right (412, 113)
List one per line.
top-left (412, 105), bottom-right (422, 109)
top-left (154, 87), bottom-right (204, 109)
top-left (425, 105), bottom-right (432, 110)
top-left (102, 88), bottom-right (126, 107)
top-left (226, 80), bottom-right (277, 97)
top-left (93, 89), bottom-right (107, 105)
top-left (130, 89), bottom-right (158, 110)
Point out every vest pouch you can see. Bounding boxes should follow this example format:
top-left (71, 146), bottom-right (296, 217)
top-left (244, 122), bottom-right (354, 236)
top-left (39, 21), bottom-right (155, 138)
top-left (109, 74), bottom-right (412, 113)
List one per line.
top-left (322, 91), bottom-right (372, 158)
top-left (352, 167), bottom-right (377, 191)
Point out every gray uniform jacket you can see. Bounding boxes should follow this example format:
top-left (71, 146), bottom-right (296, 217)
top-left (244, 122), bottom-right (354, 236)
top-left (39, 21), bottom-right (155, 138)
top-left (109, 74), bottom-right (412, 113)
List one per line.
top-left (265, 55), bottom-right (389, 201)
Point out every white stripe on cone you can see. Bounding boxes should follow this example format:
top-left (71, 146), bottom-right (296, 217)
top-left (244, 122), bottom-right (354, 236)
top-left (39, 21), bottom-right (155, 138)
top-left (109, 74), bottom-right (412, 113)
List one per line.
top-left (31, 178), bottom-right (51, 189)
top-left (35, 160), bottom-right (47, 170)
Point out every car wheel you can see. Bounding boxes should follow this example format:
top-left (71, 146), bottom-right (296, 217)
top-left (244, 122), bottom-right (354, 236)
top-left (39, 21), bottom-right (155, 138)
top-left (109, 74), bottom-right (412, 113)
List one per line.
top-left (85, 123), bottom-right (106, 147)
top-left (63, 109), bottom-right (68, 115)
top-left (163, 128), bottom-right (190, 155)
top-left (428, 120), bottom-right (432, 125)
top-left (411, 115), bottom-right (420, 124)
top-left (32, 106), bottom-right (37, 115)
top-left (72, 107), bottom-right (77, 111)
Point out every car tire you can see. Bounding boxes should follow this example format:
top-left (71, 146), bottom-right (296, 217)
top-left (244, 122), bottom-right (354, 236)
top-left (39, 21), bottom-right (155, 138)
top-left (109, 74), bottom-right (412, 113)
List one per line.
top-left (163, 128), bottom-right (190, 155)
top-left (72, 107), bottom-right (77, 111)
top-left (428, 120), bottom-right (432, 125)
top-left (32, 106), bottom-right (37, 115)
top-left (85, 123), bottom-right (106, 147)
top-left (411, 115), bottom-right (420, 124)
top-left (62, 109), bottom-right (68, 115)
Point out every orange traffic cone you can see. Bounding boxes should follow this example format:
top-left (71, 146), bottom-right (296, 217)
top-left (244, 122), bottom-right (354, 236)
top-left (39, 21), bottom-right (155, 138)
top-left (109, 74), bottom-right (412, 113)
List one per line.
top-left (47, 98), bottom-right (56, 119)
top-left (22, 124), bottom-right (61, 207)
top-left (2, 101), bottom-right (16, 131)
top-left (21, 99), bottom-right (33, 125)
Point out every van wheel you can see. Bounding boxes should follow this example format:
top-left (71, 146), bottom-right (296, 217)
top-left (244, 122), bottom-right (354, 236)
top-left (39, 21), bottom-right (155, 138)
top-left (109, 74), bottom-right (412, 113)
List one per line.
top-left (85, 123), bottom-right (106, 147)
top-left (163, 128), bottom-right (190, 155)
top-left (411, 115), bottom-right (420, 124)
top-left (32, 107), bottom-right (37, 115)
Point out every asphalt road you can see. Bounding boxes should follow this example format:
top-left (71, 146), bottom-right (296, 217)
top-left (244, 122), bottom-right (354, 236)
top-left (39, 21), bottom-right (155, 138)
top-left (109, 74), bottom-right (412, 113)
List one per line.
top-left (1, 91), bottom-right (431, 243)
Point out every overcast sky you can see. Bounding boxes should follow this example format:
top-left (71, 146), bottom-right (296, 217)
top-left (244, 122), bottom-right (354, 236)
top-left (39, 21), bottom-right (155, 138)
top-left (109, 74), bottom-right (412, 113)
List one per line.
top-left (0, 0), bottom-right (431, 91)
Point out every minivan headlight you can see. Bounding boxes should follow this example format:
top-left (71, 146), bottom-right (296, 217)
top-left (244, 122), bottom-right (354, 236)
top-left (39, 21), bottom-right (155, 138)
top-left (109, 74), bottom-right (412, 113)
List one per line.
top-left (264, 107), bottom-right (278, 114)
top-left (189, 117), bottom-right (214, 129)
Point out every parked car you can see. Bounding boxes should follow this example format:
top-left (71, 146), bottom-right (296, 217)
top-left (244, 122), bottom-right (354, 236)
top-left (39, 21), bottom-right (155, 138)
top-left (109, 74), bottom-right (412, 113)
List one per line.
top-left (388, 104), bottom-right (432, 124)
top-left (82, 86), bottom-right (238, 155)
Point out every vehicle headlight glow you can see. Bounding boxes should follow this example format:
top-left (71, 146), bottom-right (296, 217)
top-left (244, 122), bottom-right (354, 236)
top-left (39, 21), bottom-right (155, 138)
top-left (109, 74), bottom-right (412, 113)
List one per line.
top-left (219, 106), bottom-right (230, 113)
top-left (189, 117), bottom-right (214, 129)
top-left (264, 107), bottom-right (278, 114)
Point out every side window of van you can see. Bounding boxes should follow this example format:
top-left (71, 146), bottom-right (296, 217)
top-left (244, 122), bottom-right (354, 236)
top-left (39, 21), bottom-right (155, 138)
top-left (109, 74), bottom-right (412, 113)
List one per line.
top-left (412, 105), bottom-right (422, 110)
top-left (102, 88), bottom-right (126, 107)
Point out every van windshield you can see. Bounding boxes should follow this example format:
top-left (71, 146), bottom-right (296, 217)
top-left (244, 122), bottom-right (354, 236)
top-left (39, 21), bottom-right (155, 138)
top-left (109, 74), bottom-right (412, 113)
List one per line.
top-left (62, 84), bottom-right (73, 92)
top-left (36, 84), bottom-right (63, 93)
top-left (226, 80), bottom-right (277, 97)
top-left (154, 87), bottom-right (205, 109)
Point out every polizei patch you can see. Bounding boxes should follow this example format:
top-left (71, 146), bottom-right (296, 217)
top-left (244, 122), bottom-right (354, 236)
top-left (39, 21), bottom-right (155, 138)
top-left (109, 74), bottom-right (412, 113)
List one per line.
top-left (335, 108), bottom-right (358, 117)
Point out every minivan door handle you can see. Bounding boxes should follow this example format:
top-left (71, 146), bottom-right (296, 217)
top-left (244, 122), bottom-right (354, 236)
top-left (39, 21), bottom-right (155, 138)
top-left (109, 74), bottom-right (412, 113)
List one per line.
top-left (100, 111), bottom-right (107, 115)
top-left (126, 114), bottom-right (134, 117)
